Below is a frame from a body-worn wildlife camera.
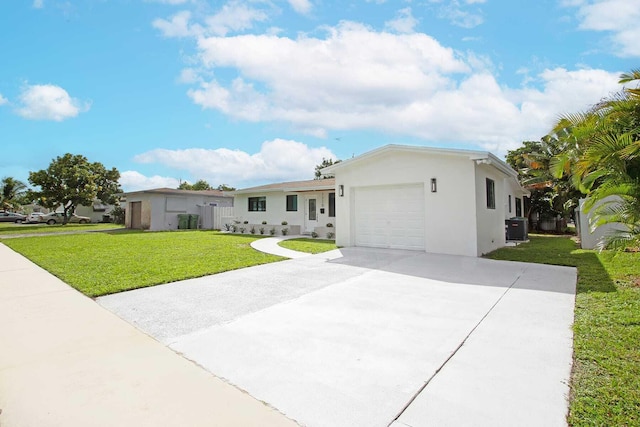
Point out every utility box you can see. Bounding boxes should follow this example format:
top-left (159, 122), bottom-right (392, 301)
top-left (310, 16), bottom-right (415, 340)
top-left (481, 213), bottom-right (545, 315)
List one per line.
top-left (506, 217), bottom-right (528, 241)
top-left (178, 214), bottom-right (190, 229)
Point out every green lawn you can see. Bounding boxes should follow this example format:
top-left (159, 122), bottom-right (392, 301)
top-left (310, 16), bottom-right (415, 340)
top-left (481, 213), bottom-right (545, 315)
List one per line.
top-left (278, 238), bottom-right (337, 254)
top-left (487, 235), bottom-right (640, 426)
top-left (0, 223), bottom-right (124, 237)
top-left (3, 231), bottom-right (283, 297)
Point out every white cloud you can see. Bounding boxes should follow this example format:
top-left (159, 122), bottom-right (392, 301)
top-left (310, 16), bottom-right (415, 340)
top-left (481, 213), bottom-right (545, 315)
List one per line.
top-left (0, 94), bottom-right (8, 106)
top-left (153, 10), bottom-right (202, 38)
top-left (32, 0), bottom-right (44, 9)
top-left (177, 68), bottom-right (202, 84)
top-left (119, 171), bottom-right (181, 192)
top-left (385, 8), bottom-right (418, 34)
top-left (188, 22), bottom-right (621, 153)
top-left (205, 1), bottom-right (269, 36)
top-left (438, 1), bottom-right (484, 28)
top-left (288, 0), bottom-right (313, 15)
top-left (133, 139), bottom-right (336, 186)
top-left (154, 2), bottom-right (269, 38)
top-left (568, 0), bottom-right (640, 57)
top-left (16, 84), bottom-right (89, 121)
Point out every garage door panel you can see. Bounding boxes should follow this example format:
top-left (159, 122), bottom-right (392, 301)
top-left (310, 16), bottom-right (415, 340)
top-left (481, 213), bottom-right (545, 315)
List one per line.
top-left (354, 184), bottom-right (425, 251)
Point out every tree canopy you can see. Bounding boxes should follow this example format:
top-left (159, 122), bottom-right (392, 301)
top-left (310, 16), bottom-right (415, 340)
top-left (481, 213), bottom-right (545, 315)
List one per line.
top-left (508, 68), bottom-right (640, 249)
top-left (177, 180), bottom-right (236, 191)
top-left (0, 177), bottom-right (28, 211)
top-left (28, 154), bottom-right (121, 224)
top-left (315, 158), bottom-right (341, 179)
top-left (178, 179), bottom-right (212, 191)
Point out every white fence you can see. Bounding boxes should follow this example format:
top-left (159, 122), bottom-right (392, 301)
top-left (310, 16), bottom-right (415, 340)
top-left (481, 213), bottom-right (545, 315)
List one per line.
top-left (198, 206), bottom-right (234, 230)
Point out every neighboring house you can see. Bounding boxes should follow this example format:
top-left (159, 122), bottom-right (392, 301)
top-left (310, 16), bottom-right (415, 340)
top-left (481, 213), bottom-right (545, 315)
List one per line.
top-left (233, 179), bottom-right (336, 236)
top-left (123, 188), bottom-right (234, 231)
top-left (75, 200), bottom-right (116, 223)
top-left (321, 144), bottom-right (528, 257)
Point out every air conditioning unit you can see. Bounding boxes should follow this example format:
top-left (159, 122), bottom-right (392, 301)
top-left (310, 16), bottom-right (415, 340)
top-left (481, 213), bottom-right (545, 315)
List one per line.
top-left (506, 218), bottom-right (528, 241)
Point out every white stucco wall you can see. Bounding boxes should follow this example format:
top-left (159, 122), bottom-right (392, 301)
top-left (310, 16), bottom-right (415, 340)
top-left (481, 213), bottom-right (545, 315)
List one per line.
top-left (577, 197), bottom-right (626, 249)
top-left (474, 164), bottom-right (509, 256)
top-left (126, 193), bottom-right (233, 231)
top-left (233, 191), bottom-right (336, 231)
top-left (334, 150), bottom-right (479, 257)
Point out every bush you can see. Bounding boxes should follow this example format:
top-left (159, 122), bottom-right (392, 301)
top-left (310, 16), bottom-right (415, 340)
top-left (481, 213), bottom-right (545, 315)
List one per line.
top-left (250, 226), bottom-right (255, 234)
top-left (223, 223), bottom-right (232, 231)
top-left (281, 221), bottom-right (288, 225)
top-left (231, 225), bottom-right (237, 233)
top-left (326, 232), bottom-right (335, 239)
top-left (269, 227), bottom-right (276, 236)
top-left (311, 231), bottom-right (318, 238)
top-left (110, 206), bottom-right (125, 225)
top-left (259, 227), bottom-right (265, 235)
top-left (239, 227), bottom-right (246, 234)
top-left (281, 227), bottom-right (289, 236)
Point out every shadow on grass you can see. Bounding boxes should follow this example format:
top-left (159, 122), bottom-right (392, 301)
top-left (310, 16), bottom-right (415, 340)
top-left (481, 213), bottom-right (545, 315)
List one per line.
top-left (486, 235), bottom-right (616, 294)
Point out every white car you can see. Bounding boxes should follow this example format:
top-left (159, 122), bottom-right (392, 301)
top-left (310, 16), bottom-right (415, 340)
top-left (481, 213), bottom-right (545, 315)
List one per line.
top-left (26, 212), bottom-right (46, 224)
top-left (41, 212), bottom-right (91, 225)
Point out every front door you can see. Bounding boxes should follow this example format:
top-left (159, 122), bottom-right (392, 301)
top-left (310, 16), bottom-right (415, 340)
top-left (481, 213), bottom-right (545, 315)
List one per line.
top-left (130, 201), bottom-right (142, 229)
top-left (305, 197), bottom-right (318, 233)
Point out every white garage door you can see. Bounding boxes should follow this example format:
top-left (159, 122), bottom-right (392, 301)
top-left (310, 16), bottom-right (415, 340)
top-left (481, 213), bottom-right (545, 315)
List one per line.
top-left (354, 184), bottom-right (425, 251)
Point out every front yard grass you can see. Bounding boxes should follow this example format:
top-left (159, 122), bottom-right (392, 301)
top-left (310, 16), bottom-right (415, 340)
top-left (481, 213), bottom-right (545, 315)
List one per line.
top-left (4, 231), bottom-right (283, 297)
top-left (278, 238), bottom-right (337, 254)
top-left (0, 223), bottom-right (124, 237)
top-left (487, 235), bottom-right (640, 426)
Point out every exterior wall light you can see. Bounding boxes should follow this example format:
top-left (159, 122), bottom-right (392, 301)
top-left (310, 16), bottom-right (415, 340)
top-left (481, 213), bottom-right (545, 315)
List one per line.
top-left (430, 178), bottom-right (437, 193)
top-left (339, 185), bottom-right (344, 197)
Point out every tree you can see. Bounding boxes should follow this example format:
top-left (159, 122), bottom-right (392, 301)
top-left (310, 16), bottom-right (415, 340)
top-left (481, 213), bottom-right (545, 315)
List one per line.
top-left (315, 158), bottom-right (341, 179)
top-left (0, 177), bottom-right (28, 211)
top-left (216, 184), bottom-right (236, 191)
top-left (177, 179), bottom-right (213, 191)
top-left (28, 154), bottom-right (121, 225)
top-left (548, 69), bottom-right (640, 249)
top-left (506, 139), bottom-right (582, 231)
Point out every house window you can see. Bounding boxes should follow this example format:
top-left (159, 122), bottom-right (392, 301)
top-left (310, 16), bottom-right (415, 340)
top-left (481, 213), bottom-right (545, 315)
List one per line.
top-left (286, 195), bottom-right (297, 211)
top-left (486, 178), bottom-right (495, 209)
top-left (329, 193), bottom-right (335, 217)
top-left (248, 196), bottom-right (266, 212)
top-left (515, 197), bottom-right (522, 217)
top-left (508, 195), bottom-right (512, 214)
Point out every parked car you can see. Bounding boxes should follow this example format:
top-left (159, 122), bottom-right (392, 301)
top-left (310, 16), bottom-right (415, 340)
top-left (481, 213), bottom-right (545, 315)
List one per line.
top-left (0, 211), bottom-right (27, 223)
top-left (26, 212), bottom-right (46, 224)
top-left (41, 212), bottom-right (91, 225)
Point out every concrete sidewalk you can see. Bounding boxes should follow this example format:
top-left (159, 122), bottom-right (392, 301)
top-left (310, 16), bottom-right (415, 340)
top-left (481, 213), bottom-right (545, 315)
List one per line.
top-left (0, 243), bottom-right (297, 427)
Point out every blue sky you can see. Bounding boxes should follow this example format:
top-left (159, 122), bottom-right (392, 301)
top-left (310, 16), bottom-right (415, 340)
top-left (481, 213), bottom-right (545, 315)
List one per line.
top-left (1, 0), bottom-right (637, 191)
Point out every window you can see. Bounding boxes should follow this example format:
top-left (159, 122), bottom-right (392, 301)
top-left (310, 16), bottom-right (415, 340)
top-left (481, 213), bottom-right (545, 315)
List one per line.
top-left (248, 196), bottom-right (266, 212)
top-left (508, 195), bottom-right (512, 214)
top-left (329, 192), bottom-right (335, 217)
top-left (486, 178), bottom-right (495, 209)
top-left (515, 197), bottom-right (522, 217)
top-left (286, 195), bottom-right (297, 211)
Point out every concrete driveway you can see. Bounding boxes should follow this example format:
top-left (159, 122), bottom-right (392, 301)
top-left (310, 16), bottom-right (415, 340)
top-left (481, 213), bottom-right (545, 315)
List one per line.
top-left (98, 247), bottom-right (576, 427)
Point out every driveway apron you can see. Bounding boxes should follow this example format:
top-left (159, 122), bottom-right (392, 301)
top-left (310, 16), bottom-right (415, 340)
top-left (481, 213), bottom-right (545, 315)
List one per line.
top-left (98, 247), bottom-right (576, 427)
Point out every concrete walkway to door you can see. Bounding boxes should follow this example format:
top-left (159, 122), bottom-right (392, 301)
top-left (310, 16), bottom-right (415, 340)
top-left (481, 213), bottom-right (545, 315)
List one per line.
top-left (250, 235), bottom-right (312, 259)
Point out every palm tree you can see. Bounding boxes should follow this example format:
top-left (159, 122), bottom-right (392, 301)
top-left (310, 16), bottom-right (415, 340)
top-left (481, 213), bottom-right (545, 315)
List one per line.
top-left (550, 69), bottom-right (640, 249)
top-left (0, 177), bottom-right (28, 211)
